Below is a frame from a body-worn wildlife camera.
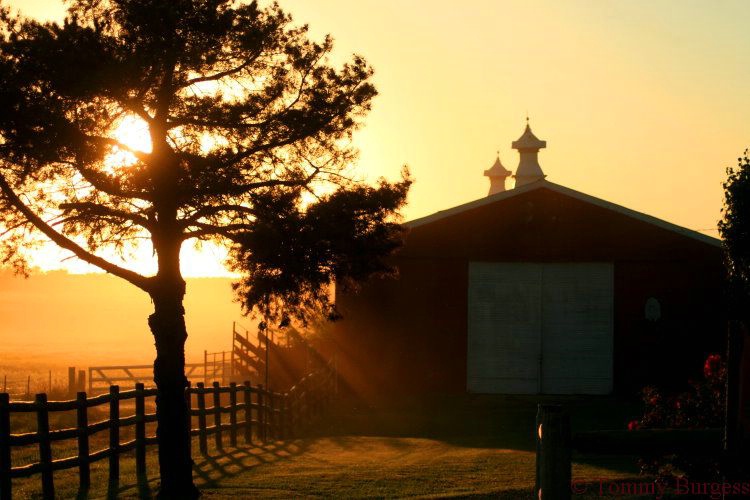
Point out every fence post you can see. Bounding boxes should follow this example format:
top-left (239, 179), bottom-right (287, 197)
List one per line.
top-left (76, 391), bottom-right (90, 492)
top-left (222, 351), bottom-right (227, 386)
top-left (268, 391), bottom-right (275, 441)
top-left (290, 390), bottom-right (297, 437)
top-left (283, 393), bottom-right (290, 440)
top-left (535, 404), bottom-right (571, 500)
top-left (0, 393), bottom-right (11, 500)
top-left (257, 384), bottom-right (266, 442)
top-left (68, 367), bottom-right (76, 396)
top-left (185, 381), bottom-right (192, 458)
top-left (243, 381), bottom-right (252, 444)
top-left (229, 382), bottom-right (238, 447)
top-left (108, 385), bottom-right (120, 495)
top-left (203, 350), bottom-right (208, 385)
top-left (197, 382), bottom-right (207, 455)
top-left (135, 383), bottom-right (147, 487)
top-left (213, 381), bottom-right (222, 450)
top-left (77, 370), bottom-right (86, 393)
top-left (36, 393), bottom-right (54, 498)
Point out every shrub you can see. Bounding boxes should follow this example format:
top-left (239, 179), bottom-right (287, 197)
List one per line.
top-left (630, 354), bottom-right (726, 480)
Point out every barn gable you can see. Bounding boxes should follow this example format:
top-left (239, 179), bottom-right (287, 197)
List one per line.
top-left (403, 180), bottom-right (719, 259)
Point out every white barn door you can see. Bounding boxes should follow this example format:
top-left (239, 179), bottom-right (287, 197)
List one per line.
top-left (467, 262), bottom-right (613, 395)
top-left (467, 263), bottom-right (542, 394)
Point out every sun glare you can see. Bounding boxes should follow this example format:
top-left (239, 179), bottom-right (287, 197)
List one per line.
top-left (113, 115), bottom-right (152, 153)
top-left (104, 115), bottom-right (152, 170)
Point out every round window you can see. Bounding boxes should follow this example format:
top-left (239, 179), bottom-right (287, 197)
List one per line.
top-left (645, 297), bottom-right (661, 321)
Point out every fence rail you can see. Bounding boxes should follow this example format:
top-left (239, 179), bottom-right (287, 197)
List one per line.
top-left (87, 356), bottom-right (232, 394)
top-left (0, 365), bottom-right (335, 499)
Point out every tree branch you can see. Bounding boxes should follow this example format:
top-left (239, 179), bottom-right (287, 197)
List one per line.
top-left (181, 58), bottom-right (256, 88)
top-left (183, 221), bottom-right (252, 241)
top-left (181, 203), bottom-right (257, 226)
top-left (75, 163), bottom-right (152, 201)
top-left (59, 201), bottom-right (153, 230)
top-left (0, 174), bottom-right (153, 292)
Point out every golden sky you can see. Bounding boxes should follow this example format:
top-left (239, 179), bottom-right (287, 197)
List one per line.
top-left (5, 0), bottom-right (750, 276)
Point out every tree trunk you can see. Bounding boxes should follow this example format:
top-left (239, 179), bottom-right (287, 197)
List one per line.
top-left (148, 285), bottom-right (200, 499)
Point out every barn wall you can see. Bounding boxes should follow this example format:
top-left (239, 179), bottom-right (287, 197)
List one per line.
top-left (332, 187), bottom-right (725, 398)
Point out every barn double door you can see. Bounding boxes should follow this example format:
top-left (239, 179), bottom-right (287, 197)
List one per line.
top-left (467, 262), bottom-right (614, 395)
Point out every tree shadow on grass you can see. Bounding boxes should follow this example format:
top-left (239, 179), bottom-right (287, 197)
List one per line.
top-left (105, 440), bottom-right (310, 498)
top-left (191, 439), bottom-right (311, 489)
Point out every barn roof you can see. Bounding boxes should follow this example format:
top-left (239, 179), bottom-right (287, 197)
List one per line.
top-left (406, 179), bottom-right (721, 248)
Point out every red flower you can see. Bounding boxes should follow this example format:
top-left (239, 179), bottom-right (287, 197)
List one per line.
top-left (628, 420), bottom-right (640, 431)
top-left (703, 354), bottom-right (722, 379)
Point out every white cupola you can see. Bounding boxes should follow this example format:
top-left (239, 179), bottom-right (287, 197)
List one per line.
top-left (484, 153), bottom-right (512, 195)
top-left (512, 119), bottom-right (546, 187)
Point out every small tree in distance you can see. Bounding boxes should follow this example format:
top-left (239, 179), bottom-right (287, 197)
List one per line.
top-left (0, 0), bottom-right (410, 496)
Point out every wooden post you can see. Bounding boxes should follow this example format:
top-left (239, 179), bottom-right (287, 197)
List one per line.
top-left (88, 367), bottom-right (93, 393)
top-left (76, 391), bottom-right (90, 492)
top-left (68, 367), bottom-right (76, 396)
top-left (229, 382), bottom-right (238, 447)
top-left (0, 393), bottom-right (11, 500)
top-left (268, 391), bottom-right (275, 440)
top-left (108, 385), bottom-right (120, 495)
top-left (185, 381), bottom-right (192, 458)
top-left (222, 351), bottom-right (227, 385)
top-left (77, 370), bottom-right (86, 393)
top-left (213, 381), bottom-right (222, 450)
top-left (535, 404), bottom-right (571, 500)
top-left (135, 383), bottom-right (147, 487)
top-left (257, 384), bottom-right (266, 442)
top-left (197, 382), bottom-right (207, 455)
top-left (36, 393), bottom-right (54, 498)
top-left (204, 350), bottom-right (208, 384)
top-left (243, 381), bottom-right (252, 444)
top-left (282, 394), bottom-right (290, 440)
top-left (724, 320), bottom-right (741, 479)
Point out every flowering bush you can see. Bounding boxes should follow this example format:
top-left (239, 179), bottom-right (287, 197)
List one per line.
top-left (630, 354), bottom-right (726, 480)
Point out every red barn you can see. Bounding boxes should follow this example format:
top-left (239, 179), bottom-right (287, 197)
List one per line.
top-left (330, 124), bottom-right (725, 398)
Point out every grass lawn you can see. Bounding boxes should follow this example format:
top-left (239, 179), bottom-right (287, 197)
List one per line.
top-left (11, 394), bottom-right (656, 498)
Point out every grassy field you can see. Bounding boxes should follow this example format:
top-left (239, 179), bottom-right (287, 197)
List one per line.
top-left (9, 394), bottom-right (657, 498)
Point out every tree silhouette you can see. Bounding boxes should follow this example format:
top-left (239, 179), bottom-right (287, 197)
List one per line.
top-left (0, 1), bottom-right (409, 496)
top-left (719, 150), bottom-right (750, 319)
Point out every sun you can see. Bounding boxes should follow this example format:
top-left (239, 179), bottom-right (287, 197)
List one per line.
top-left (104, 115), bottom-right (152, 171)
top-left (113, 115), bottom-right (152, 153)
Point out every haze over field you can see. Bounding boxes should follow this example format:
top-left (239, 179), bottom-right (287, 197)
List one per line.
top-left (0, 271), bottom-right (247, 369)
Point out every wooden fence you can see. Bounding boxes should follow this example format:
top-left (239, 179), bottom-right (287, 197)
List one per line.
top-left (534, 404), bottom-right (722, 500)
top-left (87, 353), bottom-right (231, 394)
top-left (0, 366), bottom-right (335, 499)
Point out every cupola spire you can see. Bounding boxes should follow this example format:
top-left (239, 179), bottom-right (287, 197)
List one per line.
top-left (512, 119), bottom-right (546, 187)
top-left (484, 151), bottom-right (512, 195)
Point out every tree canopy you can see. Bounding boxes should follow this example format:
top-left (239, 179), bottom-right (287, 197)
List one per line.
top-left (719, 150), bottom-right (750, 318)
top-left (0, 0), bottom-right (409, 316)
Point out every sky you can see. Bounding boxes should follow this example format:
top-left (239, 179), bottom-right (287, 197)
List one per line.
top-left (3, 0), bottom-right (750, 276)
